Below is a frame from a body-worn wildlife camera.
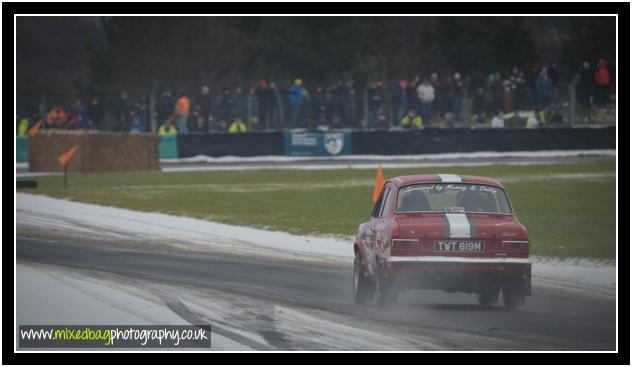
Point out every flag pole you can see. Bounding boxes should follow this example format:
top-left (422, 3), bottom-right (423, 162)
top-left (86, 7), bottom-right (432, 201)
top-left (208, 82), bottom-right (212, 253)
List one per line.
top-left (57, 145), bottom-right (78, 189)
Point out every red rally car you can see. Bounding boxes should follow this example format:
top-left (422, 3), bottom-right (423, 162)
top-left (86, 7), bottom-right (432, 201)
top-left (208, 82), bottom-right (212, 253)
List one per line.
top-left (353, 174), bottom-right (531, 309)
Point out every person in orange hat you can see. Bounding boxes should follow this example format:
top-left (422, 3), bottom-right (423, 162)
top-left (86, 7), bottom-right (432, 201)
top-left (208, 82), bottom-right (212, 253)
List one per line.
top-left (174, 90), bottom-right (191, 133)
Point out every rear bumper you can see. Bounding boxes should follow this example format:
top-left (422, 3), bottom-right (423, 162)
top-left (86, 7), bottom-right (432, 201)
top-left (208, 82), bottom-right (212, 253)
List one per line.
top-left (386, 256), bottom-right (531, 265)
top-left (384, 256), bottom-right (531, 295)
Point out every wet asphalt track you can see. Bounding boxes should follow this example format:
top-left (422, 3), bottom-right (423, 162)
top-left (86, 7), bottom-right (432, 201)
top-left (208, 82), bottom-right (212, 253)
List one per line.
top-left (16, 237), bottom-right (616, 351)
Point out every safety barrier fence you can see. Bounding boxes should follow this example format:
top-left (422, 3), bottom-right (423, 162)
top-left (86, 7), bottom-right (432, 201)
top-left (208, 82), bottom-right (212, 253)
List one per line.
top-left (17, 127), bottom-right (615, 164)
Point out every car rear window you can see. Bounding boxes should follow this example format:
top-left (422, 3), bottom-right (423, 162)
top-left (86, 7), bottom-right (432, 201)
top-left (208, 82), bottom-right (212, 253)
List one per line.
top-left (395, 183), bottom-right (513, 214)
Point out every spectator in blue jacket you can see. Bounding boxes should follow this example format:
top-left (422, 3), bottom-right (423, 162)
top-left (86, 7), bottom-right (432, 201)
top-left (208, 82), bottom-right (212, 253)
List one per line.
top-left (69, 98), bottom-right (88, 129)
top-left (289, 78), bottom-right (306, 128)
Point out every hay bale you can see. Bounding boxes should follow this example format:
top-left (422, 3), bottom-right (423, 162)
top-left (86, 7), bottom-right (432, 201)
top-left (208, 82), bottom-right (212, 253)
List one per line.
top-left (28, 130), bottom-right (160, 173)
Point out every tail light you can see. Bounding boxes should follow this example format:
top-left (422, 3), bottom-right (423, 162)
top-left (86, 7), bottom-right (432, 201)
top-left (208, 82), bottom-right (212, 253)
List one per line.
top-left (502, 240), bottom-right (529, 250)
top-left (392, 238), bottom-right (419, 249)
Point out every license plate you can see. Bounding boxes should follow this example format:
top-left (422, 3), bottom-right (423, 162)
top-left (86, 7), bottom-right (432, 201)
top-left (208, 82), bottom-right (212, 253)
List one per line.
top-left (435, 240), bottom-right (485, 252)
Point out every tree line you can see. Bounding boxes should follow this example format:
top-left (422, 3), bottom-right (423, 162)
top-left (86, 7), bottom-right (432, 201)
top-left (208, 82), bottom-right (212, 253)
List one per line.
top-left (16, 16), bottom-right (615, 117)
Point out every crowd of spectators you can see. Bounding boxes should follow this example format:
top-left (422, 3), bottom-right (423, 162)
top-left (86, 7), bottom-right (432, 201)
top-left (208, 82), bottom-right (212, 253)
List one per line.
top-left (17, 58), bottom-right (615, 136)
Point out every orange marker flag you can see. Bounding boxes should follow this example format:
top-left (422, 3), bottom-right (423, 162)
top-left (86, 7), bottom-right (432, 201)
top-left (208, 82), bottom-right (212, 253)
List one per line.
top-left (27, 121), bottom-right (41, 137)
top-left (371, 164), bottom-right (385, 203)
top-left (57, 145), bottom-right (79, 167)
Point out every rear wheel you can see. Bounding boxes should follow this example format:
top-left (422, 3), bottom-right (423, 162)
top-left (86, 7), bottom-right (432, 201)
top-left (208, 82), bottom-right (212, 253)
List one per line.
top-left (376, 264), bottom-right (398, 307)
top-left (353, 254), bottom-right (374, 303)
top-left (477, 289), bottom-right (499, 306)
top-left (502, 286), bottom-right (525, 310)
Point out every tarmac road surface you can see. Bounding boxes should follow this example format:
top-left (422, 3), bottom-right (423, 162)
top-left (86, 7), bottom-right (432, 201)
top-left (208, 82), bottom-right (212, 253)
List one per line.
top-left (16, 237), bottom-right (616, 351)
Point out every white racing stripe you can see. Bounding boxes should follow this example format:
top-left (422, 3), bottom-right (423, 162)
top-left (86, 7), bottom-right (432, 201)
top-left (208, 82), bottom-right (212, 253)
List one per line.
top-left (445, 213), bottom-right (471, 238)
top-left (437, 174), bottom-right (462, 182)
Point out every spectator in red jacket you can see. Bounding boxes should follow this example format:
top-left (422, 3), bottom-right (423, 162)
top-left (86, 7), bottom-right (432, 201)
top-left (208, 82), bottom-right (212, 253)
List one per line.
top-left (594, 58), bottom-right (610, 108)
top-left (46, 106), bottom-right (68, 128)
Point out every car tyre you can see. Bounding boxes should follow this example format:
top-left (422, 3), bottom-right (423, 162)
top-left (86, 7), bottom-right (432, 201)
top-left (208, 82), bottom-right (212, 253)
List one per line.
top-left (477, 289), bottom-right (499, 306)
top-left (376, 264), bottom-right (398, 307)
top-left (353, 254), bottom-right (374, 303)
top-left (502, 287), bottom-right (525, 310)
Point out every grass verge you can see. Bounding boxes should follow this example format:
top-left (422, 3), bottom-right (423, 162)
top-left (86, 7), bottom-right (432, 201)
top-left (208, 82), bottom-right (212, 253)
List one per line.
top-left (17, 161), bottom-right (616, 259)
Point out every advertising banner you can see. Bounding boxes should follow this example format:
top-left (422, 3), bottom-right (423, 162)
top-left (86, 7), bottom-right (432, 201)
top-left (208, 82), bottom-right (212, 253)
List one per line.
top-left (284, 131), bottom-right (352, 156)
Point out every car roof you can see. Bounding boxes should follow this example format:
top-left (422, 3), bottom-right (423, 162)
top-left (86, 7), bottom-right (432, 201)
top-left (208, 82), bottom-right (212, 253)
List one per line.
top-left (389, 174), bottom-right (505, 188)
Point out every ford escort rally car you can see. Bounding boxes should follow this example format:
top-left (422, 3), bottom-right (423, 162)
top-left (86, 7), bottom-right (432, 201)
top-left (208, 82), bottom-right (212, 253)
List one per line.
top-left (353, 174), bottom-right (531, 309)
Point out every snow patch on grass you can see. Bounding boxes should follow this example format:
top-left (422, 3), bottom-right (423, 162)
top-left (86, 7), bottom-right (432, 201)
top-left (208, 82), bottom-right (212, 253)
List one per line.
top-left (16, 193), bottom-right (615, 293)
top-left (164, 149), bottom-right (616, 164)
